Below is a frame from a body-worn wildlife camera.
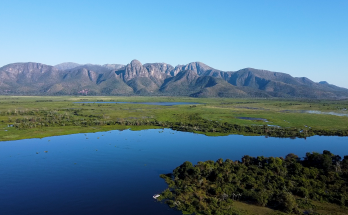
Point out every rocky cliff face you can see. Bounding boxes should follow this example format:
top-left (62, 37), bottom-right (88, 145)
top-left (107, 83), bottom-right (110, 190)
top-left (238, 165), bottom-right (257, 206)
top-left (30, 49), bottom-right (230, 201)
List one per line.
top-left (1, 60), bottom-right (347, 98)
top-left (171, 62), bottom-right (219, 76)
top-left (121, 60), bottom-right (148, 82)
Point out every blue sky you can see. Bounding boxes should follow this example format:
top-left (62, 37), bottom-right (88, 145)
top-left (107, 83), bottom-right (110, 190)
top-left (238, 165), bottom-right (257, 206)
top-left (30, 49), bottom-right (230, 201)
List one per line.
top-left (1, 0), bottom-right (347, 88)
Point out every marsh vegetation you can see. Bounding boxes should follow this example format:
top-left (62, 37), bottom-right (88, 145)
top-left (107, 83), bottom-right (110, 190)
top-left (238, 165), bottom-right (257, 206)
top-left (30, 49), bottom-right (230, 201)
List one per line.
top-left (1, 96), bottom-right (348, 141)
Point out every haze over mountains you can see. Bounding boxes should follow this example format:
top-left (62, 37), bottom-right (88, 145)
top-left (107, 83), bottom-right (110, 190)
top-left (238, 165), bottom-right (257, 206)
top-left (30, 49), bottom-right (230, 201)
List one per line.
top-left (0, 60), bottom-right (347, 98)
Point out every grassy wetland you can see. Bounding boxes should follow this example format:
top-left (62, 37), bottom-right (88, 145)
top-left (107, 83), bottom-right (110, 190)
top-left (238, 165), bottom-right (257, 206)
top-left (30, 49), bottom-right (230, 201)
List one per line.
top-left (1, 96), bottom-right (348, 141)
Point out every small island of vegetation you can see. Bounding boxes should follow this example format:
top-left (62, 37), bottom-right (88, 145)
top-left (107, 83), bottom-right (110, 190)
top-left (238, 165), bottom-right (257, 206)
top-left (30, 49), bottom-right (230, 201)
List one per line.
top-left (159, 151), bottom-right (348, 214)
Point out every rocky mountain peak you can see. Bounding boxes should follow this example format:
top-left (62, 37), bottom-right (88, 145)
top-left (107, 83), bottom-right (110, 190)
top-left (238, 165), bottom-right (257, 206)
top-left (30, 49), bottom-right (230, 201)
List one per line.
top-left (122, 60), bottom-right (147, 82)
top-left (186, 62), bottom-right (212, 72)
top-left (171, 62), bottom-right (218, 76)
top-left (143, 63), bottom-right (174, 75)
top-left (130, 59), bottom-right (142, 67)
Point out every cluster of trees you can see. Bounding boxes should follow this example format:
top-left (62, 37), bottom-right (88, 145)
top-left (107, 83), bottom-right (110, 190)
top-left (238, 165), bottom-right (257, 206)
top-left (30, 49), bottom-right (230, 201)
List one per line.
top-left (159, 151), bottom-right (348, 215)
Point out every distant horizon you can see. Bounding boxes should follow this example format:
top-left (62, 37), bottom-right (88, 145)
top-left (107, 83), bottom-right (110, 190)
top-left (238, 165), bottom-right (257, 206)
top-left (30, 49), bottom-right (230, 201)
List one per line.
top-left (1, 1), bottom-right (347, 88)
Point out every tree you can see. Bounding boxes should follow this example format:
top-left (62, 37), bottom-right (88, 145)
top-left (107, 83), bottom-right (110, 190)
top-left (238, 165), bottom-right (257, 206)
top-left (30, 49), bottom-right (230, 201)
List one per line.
top-left (277, 192), bottom-right (298, 213)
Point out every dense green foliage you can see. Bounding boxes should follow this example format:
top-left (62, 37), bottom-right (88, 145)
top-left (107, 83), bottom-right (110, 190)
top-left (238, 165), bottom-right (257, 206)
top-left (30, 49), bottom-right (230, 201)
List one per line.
top-left (159, 151), bottom-right (348, 214)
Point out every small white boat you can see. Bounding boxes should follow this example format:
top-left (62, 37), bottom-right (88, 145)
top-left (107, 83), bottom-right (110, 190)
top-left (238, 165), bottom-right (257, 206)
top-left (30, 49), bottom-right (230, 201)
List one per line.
top-left (153, 194), bottom-right (160, 199)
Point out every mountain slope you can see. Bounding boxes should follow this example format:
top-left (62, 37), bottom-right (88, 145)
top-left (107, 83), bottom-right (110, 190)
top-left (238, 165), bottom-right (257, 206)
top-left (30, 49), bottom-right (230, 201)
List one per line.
top-left (160, 70), bottom-right (268, 98)
top-left (224, 68), bottom-right (348, 98)
top-left (56, 64), bottom-right (133, 95)
top-left (160, 70), bottom-right (200, 95)
top-left (0, 63), bottom-right (64, 94)
top-left (189, 76), bottom-right (248, 98)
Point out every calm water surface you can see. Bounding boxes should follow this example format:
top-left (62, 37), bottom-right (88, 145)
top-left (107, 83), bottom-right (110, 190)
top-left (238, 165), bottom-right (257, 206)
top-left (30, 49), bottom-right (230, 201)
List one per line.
top-left (1, 129), bottom-right (348, 215)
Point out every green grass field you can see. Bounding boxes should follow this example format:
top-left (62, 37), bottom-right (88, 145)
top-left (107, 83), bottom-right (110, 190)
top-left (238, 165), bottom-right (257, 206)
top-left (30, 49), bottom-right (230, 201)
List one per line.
top-left (0, 96), bottom-right (348, 141)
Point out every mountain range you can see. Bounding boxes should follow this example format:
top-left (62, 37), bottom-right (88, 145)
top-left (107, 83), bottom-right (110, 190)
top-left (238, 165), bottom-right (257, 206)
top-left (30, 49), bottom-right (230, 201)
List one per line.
top-left (0, 60), bottom-right (347, 98)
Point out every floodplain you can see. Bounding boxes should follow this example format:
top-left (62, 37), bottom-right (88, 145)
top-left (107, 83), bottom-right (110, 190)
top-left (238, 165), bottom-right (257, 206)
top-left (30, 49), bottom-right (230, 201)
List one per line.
top-left (1, 96), bottom-right (348, 214)
top-left (1, 96), bottom-right (348, 141)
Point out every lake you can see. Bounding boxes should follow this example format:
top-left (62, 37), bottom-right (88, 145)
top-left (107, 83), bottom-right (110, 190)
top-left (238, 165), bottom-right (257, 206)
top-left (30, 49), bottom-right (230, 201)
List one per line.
top-left (1, 129), bottom-right (348, 215)
top-left (74, 102), bottom-right (200, 106)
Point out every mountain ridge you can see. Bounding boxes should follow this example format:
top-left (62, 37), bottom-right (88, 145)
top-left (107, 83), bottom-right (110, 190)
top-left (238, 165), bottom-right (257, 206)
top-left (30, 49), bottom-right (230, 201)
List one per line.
top-left (1, 60), bottom-right (347, 98)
